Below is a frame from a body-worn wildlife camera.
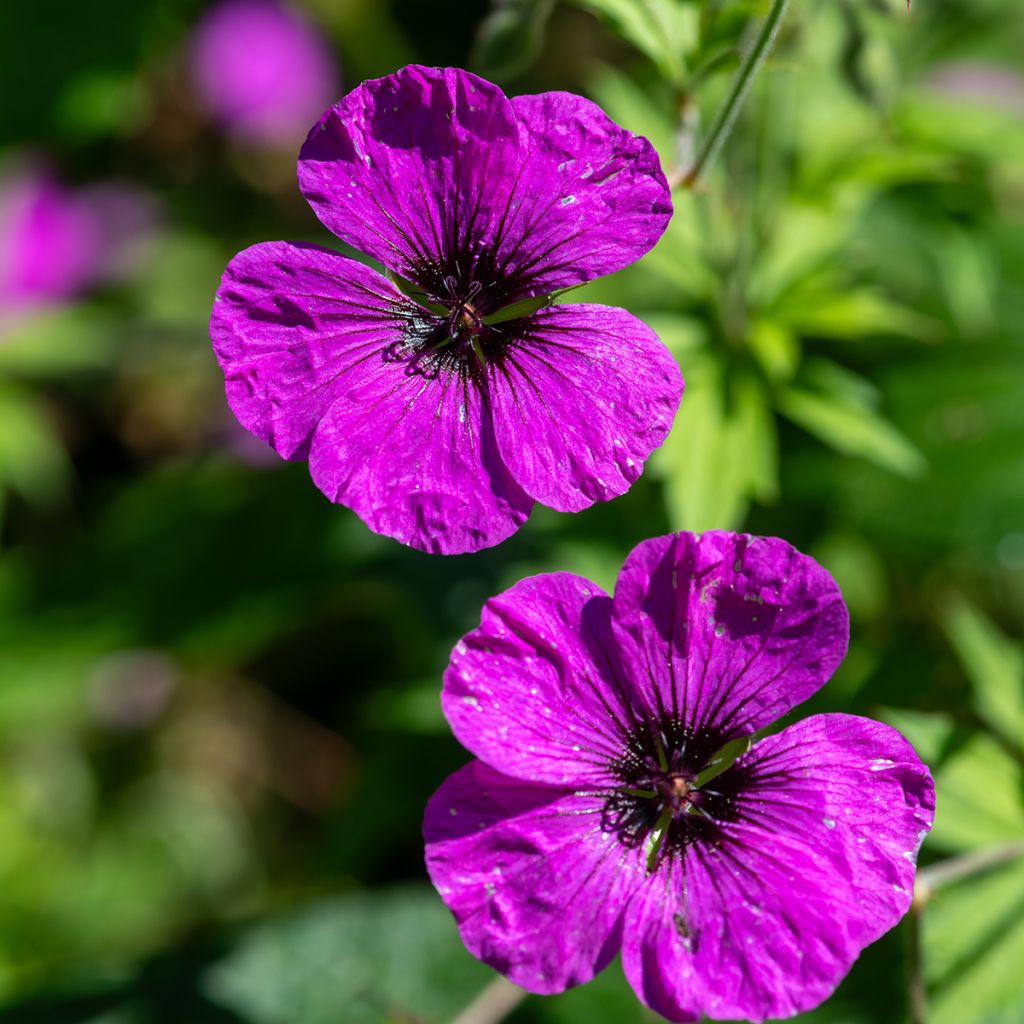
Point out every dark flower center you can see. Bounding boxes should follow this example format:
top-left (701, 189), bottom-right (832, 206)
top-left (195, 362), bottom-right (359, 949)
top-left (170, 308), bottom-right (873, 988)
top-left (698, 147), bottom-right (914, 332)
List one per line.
top-left (602, 717), bottom-right (749, 868)
top-left (396, 272), bottom-right (514, 382)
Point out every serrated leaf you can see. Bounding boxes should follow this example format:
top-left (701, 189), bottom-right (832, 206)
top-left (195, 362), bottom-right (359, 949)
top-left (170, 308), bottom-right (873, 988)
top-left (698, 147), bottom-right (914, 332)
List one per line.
top-left (204, 886), bottom-right (493, 1024)
top-left (925, 859), bottom-right (1024, 1024)
top-left (941, 596), bottom-right (1024, 752)
top-left (778, 386), bottom-right (927, 477)
top-left (748, 319), bottom-right (800, 383)
top-left (570, 0), bottom-right (697, 84)
top-left (654, 361), bottom-right (747, 532)
top-left (779, 287), bottom-right (937, 341)
top-left (928, 734), bottom-right (1024, 853)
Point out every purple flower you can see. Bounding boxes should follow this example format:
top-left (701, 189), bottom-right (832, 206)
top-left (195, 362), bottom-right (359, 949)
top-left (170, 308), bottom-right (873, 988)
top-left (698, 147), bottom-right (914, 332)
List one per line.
top-left (0, 162), bottom-right (157, 334)
top-left (191, 0), bottom-right (340, 146)
top-left (424, 531), bottom-right (934, 1021)
top-left (210, 65), bottom-right (681, 554)
top-left (0, 167), bottom-right (99, 316)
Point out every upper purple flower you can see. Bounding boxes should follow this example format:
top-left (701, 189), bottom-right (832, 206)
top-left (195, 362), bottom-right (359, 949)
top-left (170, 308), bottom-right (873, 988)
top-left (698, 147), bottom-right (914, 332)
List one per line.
top-left (191, 0), bottom-right (340, 146)
top-left (424, 531), bottom-right (935, 1021)
top-left (210, 65), bottom-right (681, 554)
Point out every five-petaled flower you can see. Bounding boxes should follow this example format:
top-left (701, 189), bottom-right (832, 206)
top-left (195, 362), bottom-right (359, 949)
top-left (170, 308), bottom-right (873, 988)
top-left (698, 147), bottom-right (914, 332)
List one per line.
top-left (210, 65), bottom-right (682, 554)
top-left (424, 531), bottom-right (934, 1022)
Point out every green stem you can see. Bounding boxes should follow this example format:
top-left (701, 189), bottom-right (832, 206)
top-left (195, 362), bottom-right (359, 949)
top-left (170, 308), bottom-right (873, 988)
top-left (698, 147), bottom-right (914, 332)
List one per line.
top-left (452, 977), bottom-right (526, 1024)
top-left (918, 840), bottom-right (1024, 893)
top-left (675, 0), bottom-right (791, 189)
top-left (907, 895), bottom-right (927, 1024)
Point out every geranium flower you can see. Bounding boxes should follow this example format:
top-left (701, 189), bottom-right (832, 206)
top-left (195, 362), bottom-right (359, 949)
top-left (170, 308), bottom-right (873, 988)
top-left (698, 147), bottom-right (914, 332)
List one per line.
top-left (210, 65), bottom-right (681, 554)
top-left (424, 531), bottom-right (934, 1021)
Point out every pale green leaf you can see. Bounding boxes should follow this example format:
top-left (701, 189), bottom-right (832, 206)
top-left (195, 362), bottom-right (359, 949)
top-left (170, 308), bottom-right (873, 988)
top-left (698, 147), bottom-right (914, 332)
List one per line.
top-left (653, 361), bottom-right (746, 532)
top-left (925, 859), bottom-right (1024, 1024)
top-left (0, 384), bottom-right (70, 505)
top-left (571, 0), bottom-right (697, 84)
top-left (928, 734), bottom-right (1024, 853)
top-left (941, 596), bottom-right (1024, 752)
top-left (778, 386), bottom-right (927, 477)
top-left (205, 886), bottom-right (492, 1024)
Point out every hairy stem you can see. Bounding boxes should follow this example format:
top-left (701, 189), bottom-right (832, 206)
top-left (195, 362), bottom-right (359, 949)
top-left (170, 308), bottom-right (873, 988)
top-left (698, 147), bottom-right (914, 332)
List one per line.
top-left (905, 841), bottom-right (1024, 1024)
top-left (918, 839), bottom-right (1024, 892)
top-left (907, 890), bottom-right (928, 1024)
top-left (452, 976), bottom-right (526, 1024)
top-left (673, 0), bottom-right (791, 189)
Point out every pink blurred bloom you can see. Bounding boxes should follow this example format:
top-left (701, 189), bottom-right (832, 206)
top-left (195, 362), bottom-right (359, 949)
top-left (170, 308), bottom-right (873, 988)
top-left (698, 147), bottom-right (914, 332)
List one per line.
top-left (0, 161), bottom-right (157, 331)
top-left (190, 0), bottom-right (340, 146)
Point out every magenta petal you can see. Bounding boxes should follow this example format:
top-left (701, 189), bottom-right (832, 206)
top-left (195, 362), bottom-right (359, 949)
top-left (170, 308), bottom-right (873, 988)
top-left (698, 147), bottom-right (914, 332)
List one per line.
top-left (297, 68), bottom-right (671, 303)
top-left (489, 305), bottom-right (683, 512)
top-left (610, 532), bottom-right (849, 738)
top-left (424, 759), bottom-right (643, 994)
top-left (621, 714), bottom-right (934, 1022)
top-left (503, 91), bottom-right (672, 294)
top-left (210, 241), bottom-right (421, 460)
top-left (298, 65), bottom-right (521, 282)
top-left (307, 348), bottom-right (532, 555)
top-left (442, 572), bottom-right (639, 786)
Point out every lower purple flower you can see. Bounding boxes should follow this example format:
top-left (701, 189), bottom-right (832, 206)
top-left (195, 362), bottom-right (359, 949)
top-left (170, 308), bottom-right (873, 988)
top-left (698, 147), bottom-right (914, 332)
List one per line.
top-left (424, 531), bottom-right (934, 1022)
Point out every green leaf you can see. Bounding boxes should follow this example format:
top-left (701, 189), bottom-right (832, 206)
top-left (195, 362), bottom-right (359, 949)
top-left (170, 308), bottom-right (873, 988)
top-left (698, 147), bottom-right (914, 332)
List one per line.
top-left (570, 0), bottom-right (698, 84)
top-left (928, 734), bottom-right (1024, 853)
top-left (941, 596), bottom-right (1024, 752)
top-left (778, 385), bottom-right (927, 478)
top-left (204, 886), bottom-right (493, 1024)
top-left (748, 319), bottom-right (800, 384)
top-left (0, 305), bottom-right (118, 374)
top-left (880, 709), bottom-right (956, 768)
top-left (654, 360), bottom-right (758, 532)
top-left (778, 287), bottom-right (938, 342)
top-left (472, 0), bottom-right (555, 81)
top-left (925, 859), bottom-right (1024, 1024)
top-left (0, 384), bottom-right (70, 506)
top-left (733, 372), bottom-right (779, 503)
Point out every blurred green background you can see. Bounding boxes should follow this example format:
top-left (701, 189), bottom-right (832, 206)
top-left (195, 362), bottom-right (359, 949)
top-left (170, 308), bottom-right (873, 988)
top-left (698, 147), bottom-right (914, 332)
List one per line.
top-left (0, 0), bottom-right (1022, 1021)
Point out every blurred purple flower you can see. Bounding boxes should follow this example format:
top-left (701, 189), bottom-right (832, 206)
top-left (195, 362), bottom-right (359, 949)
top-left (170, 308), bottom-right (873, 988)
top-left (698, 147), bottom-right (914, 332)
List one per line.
top-left (0, 162), bottom-right (156, 331)
top-left (210, 65), bottom-right (681, 554)
top-left (0, 167), bottom-right (99, 315)
top-left (190, 0), bottom-right (340, 146)
top-left (425, 531), bottom-right (935, 1021)
top-left (926, 61), bottom-right (1024, 116)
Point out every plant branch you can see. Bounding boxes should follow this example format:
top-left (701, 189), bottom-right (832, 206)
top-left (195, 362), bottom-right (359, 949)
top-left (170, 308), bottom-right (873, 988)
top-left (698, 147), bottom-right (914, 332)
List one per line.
top-left (451, 976), bottom-right (526, 1024)
top-left (672, 0), bottom-right (791, 189)
top-left (907, 888), bottom-right (928, 1024)
top-left (917, 840), bottom-right (1024, 893)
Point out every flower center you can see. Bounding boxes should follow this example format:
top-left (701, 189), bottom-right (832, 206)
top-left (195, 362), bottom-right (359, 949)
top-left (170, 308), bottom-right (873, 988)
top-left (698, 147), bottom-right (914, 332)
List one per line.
top-left (658, 773), bottom-right (695, 811)
top-left (602, 718), bottom-right (751, 869)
